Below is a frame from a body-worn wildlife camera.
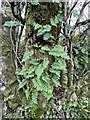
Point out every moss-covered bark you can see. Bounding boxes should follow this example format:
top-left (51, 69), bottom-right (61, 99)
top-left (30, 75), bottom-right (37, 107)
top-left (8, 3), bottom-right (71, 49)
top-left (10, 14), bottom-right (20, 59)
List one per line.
top-left (0, 29), bottom-right (20, 117)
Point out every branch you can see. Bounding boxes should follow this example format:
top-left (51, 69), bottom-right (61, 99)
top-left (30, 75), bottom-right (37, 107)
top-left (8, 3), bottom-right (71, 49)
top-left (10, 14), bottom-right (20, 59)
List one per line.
top-left (65, 0), bottom-right (79, 22)
top-left (76, 19), bottom-right (90, 26)
top-left (70, 0), bottom-right (90, 35)
top-left (10, 2), bottom-right (25, 25)
top-left (10, 27), bottom-right (23, 67)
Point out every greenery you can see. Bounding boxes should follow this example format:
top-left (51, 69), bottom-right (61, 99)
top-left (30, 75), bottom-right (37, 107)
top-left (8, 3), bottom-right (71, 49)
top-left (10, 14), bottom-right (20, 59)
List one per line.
top-left (2, 1), bottom-right (90, 119)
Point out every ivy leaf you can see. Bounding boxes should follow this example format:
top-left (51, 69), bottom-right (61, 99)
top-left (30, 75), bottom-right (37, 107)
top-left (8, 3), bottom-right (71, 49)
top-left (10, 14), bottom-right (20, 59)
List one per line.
top-left (18, 79), bottom-right (27, 90)
top-left (22, 51), bottom-right (34, 62)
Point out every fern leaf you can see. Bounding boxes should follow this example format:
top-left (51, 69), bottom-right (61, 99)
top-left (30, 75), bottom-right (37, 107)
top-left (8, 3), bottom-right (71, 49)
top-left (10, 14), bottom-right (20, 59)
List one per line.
top-left (35, 58), bottom-right (49, 78)
top-left (32, 90), bottom-right (38, 104)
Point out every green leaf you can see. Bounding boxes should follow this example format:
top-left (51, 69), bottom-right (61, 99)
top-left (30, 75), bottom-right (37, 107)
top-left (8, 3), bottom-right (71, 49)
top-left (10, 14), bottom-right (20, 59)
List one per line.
top-left (35, 58), bottom-right (49, 78)
top-left (49, 45), bottom-right (64, 57)
top-left (43, 91), bottom-right (53, 100)
top-left (67, 24), bottom-right (74, 31)
top-left (52, 74), bottom-right (61, 87)
top-left (33, 78), bottom-right (42, 91)
top-left (18, 79), bottom-right (27, 89)
top-left (43, 33), bottom-right (54, 41)
top-left (25, 87), bottom-right (30, 100)
top-left (42, 72), bottom-right (50, 83)
top-left (41, 46), bottom-right (50, 51)
top-left (37, 25), bottom-right (51, 36)
top-left (52, 0), bottom-right (60, 3)
top-left (49, 68), bottom-right (60, 77)
top-left (15, 69), bottom-right (22, 75)
top-left (35, 64), bottom-right (43, 79)
top-left (43, 25), bottom-right (51, 32)
top-left (42, 99), bottom-right (47, 108)
top-left (50, 16), bottom-right (59, 26)
top-left (22, 51), bottom-right (34, 62)
top-left (49, 45), bottom-right (70, 60)
top-left (72, 10), bottom-right (81, 18)
top-left (37, 27), bottom-right (45, 36)
top-left (33, 22), bottom-right (42, 30)
top-left (28, 65), bottom-right (36, 75)
top-left (4, 20), bottom-right (23, 27)
top-left (57, 14), bottom-right (64, 22)
top-left (24, 74), bottom-right (34, 79)
top-left (18, 66), bottom-right (28, 76)
top-left (29, 59), bottom-right (39, 65)
top-left (51, 59), bottom-right (66, 71)
top-left (32, 90), bottom-right (38, 104)
top-left (43, 58), bottom-right (49, 69)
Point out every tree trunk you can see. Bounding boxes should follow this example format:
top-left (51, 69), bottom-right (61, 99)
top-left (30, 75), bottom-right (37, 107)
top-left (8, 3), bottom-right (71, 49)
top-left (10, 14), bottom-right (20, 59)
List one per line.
top-left (0, 14), bottom-right (20, 118)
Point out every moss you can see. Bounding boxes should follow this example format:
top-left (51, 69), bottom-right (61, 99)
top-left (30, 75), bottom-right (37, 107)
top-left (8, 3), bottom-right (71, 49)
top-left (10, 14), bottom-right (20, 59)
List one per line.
top-left (0, 30), bottom-right (20, 111)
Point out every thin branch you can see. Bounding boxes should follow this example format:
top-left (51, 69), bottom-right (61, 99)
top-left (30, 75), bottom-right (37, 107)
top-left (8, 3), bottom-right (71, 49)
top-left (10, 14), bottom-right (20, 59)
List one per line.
top-left (10, 27), bottom-right (23, 67)
top-left (65, 0), bottom-right (79, 22)
top-left (70, 0), bottom-right (90, 35)
top-left (77, 19), bottom-right (90, 26)
top-left (10, 2), bottom-right (25, 25)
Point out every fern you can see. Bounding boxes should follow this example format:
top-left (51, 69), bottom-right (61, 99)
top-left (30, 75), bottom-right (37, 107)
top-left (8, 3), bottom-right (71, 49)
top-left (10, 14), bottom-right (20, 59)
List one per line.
top-left (35, 58), bottom-right (49, 78)
top-left (49, 45), bottom-right (70, 60)
top-left (41, 72), bottom-right (50, 83)
top-left (52, 74), bottom-right (61, 87)
top-left (18, 79), bottom-right (27, 90)
top-left (33, 77), bottom-right (42, 91)
top-left (51, 58), bottom-right (67, 71)
top-left (28, 65), bottom-right (36, 75)
top-left (25, 87), bottom-right (30, 100)
top-left (32, 90), bottom-right (38, 104)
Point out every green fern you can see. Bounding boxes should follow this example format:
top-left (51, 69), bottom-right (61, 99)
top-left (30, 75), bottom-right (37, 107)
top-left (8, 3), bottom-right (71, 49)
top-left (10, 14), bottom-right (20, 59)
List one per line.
top-left (52, 74), bottom-right (61, 87)
top-left (35, 58), bottom-right (49, 78)
top-left (32, 90), bottom-right (38, 104)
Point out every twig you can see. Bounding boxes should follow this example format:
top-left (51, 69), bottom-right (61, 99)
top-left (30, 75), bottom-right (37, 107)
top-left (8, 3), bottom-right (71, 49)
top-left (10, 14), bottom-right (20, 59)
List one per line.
top-left (65, 0), bottom-right (79, 22)
top-left (77, 19), bottom-right (90, 26)
top-left (70, 0), bottom-right (90, 35)
top-left (10, 2), bottom-right (25, 25)
top-left (10, 27), bottom-right (23, 67)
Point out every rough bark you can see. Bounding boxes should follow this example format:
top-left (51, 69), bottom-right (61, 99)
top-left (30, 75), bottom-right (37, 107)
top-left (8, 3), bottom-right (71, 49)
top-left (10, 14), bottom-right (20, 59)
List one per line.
top-left (0, 14), bottom-right (20, 118)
